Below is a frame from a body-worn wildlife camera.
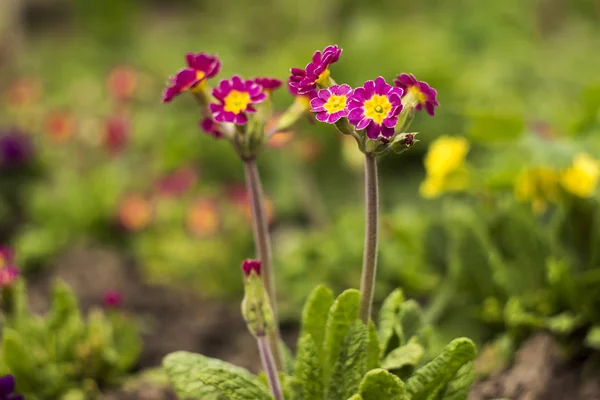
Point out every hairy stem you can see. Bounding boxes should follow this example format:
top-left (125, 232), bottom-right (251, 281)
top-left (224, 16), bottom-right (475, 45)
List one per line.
top-left (257, 335), bottom-right (284, 400)
top-left (359, 153), bottom-right (379, 323)
top-left (244, 159), bottom-right (284, 371)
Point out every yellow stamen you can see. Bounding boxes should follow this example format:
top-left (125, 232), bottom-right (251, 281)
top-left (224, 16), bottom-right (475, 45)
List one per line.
top-left (224, 90), bottom-right (252, 114)
top-left (323, 94), bottom-right (347, 114)
top-left (363, 95), bottom-right (393, 125)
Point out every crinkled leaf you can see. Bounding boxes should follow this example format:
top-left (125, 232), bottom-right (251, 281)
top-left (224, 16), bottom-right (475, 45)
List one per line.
top-left (301, 285), bottom-right (334, 356)
top-left (327, 320), bottom-right (369, 400)
top-left (359, 368), bottom-right (407, 400)
top-left (194, 368), bottom-right (271, 400)
top-left (379, 289), bottom-right (404, 356)
top-left (440, 362), bottom-right (475, 400)
top-left (324, 289), bottom-right (360, 375)
top-left (382, 341), bottom-right (425, 371)
top-left (294, 334), bottom-right (324, 400)
top-left (406, 338), bottom-right (477, 400)
top-left (163, 351), bottom-right (258, 399)
top-left (367, 322), bottom-right (381, 370)
top-left (397, 300), bottom-right (424, 344)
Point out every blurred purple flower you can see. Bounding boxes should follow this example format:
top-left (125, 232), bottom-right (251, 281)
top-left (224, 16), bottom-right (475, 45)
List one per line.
top-left (103, 290), bottom-right (123, 309)
top-left (0, 130), bottom-right (32, 168)
top-left (0, 375), bottom-right (23, 400)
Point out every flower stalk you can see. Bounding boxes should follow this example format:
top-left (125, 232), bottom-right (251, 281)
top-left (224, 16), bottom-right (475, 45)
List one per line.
top-left (243, 159), bottom-right (284, 370)
top-left (257, 335), bottom-right (284, 400)
top-left (359, 153), bottom-right (379, 323)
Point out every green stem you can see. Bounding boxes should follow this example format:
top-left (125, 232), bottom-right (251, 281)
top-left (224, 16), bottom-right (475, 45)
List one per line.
top-left (243, 159), bottom-right (284, 371)
top-left (359, 153), bottom-right (379, 323)
top-left (257, 335), bottom-right (284, 400)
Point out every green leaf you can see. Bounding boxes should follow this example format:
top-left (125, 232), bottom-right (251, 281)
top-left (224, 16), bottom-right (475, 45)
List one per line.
top-left (282, 375), bottom-right (304, 400)
top-left (301, 285), bottom-right (334, 356)
top-left (324, 289), bottom-right (361, 374)
top-left (544, 312), bottom-right (583, 335)
top-left (111, 314), bottom-right (143, 371)
top-left (467, 112), bottom-right (524, 143)
top-left (406, 338), bottom-right (477, 400)
top-left (194, 368), bottom-right (271, 400)
top-left (367, 322), bottom-right (381, 370)
top-left (381, 341), bottom-right (425, 371)
top-left (585, 326), bottom-right (600, 350)
top-left (294, 334), bottom-right (324, 400)
top-left (504, 298), bottom-right (544, 329)
top-left (397, 300), bottom-right (424, 344)
top-left (379, 289), bottom-right (404, 356)
top-left (163, 351), bottom-right (258, 399)
top-left (2, 328), bottom-right (41, 394)
top-left (440, 362), bottom-right (475, 400)
top-left (48, 280), bottom-right (81, 332)
top-left (359, 368), bottom-right (407, 400)
top-left (348, 395), bottom-right (364, 400)
top-left (327, 320), bottom-right (369, 400)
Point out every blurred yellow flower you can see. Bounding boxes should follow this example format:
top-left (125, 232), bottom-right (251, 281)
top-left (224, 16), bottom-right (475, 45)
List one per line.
top-left (424, 136), bottom-right (470, 178)
top-left (419, 136), bottom-right (470, 198)
top-left (560, 153), bottom-right (600, 198)
top-left (514, 167), bottom-right (560, 214)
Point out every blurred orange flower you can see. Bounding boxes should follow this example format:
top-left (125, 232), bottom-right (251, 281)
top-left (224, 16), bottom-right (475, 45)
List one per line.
top-left (186, 199), bottom-right (221, 237)
top-left (107, 65), bottom-right (138, 101)
top-left (118, 194), bottom-right (153, 231)
top-left (45, 111), bottom-right (75, 143)
top-left (266, 115), bottom-right (294, 148)
top-left (3, 77), bottom-right (42, 108)
top-left (294, 137), bottom-right (322, 161)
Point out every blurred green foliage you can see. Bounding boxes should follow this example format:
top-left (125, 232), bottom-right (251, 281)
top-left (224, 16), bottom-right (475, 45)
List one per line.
top-left (0, 280), bottom-right (142, 399)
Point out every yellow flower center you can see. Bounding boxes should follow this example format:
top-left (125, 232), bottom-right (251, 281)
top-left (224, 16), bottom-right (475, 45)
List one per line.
top-left (316, 69), bottom-right (331, 87)
top-left (363, 95), bottom-right (392, 125)
top-left (408, 86), bottom-right (426, 104)
top-left (223, 90), bottom-right (252, 114)
top-left (187, 71), bottom-right (206, 92)
top-left (323, 94), bottom-right (347, 114)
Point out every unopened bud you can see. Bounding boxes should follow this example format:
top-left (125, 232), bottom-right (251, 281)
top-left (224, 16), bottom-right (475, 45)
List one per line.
top-left (390, 132), bottom-right (418, 154)
top-left (241, 260), bottom-right (275, 337)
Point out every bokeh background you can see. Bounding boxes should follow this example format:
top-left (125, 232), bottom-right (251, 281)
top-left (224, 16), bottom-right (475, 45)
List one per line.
top-left (1, 0), bottom-right (600, 398)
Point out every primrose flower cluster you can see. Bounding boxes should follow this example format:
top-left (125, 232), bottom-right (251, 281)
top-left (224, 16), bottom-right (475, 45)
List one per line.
top-left (162, 45), bottom-right (438, 158)
top-left (163, 52), bottom-right (284, 158)
top-left (289, 45), bottom-right (438, 154)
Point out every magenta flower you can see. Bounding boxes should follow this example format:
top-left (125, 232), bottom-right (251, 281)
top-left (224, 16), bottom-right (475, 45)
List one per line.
top-left (209, 76), bottom-right (266, 125)
top-left (200, 117), bottom-right (223, 138)
top-left (0, 266), bottom-right (19, 288)
top-left (310, 84), bottom-right (352, 124)
top-left (348, 77), bottom-right (404, 139)
top-left (162, 52), bottom-right (221, 103)
top-left (394, 73), bottom-right (439, 116)
top-left (0, 247), bottom-right (14, 267)
top-left (253, 77), bottom-right (282, 93)
top-left (289, 45), bottom-right (342, 94)
top-left (103, 290), bottom-right (123, 309)
top-left (242, 259), bottom-right (261, 277)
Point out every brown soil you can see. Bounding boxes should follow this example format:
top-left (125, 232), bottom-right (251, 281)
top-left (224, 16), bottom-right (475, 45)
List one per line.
top-left (470, 334), bottom-right (600, 400)
top-left (28, 243), bottom-right (297, 399)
